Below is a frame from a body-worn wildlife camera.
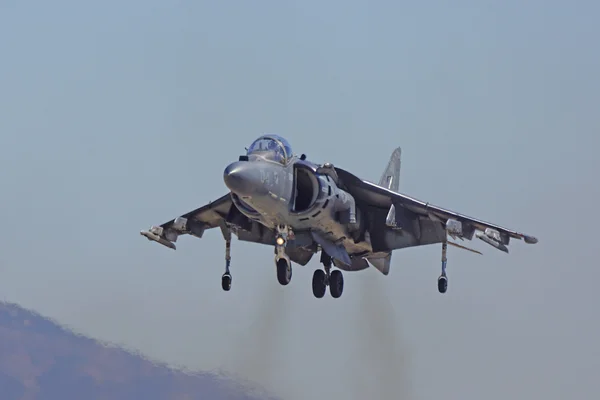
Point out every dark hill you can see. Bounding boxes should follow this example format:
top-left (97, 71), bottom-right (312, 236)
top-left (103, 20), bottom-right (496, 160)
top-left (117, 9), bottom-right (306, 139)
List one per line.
top-left (0, 302), bottom-right (276, 400)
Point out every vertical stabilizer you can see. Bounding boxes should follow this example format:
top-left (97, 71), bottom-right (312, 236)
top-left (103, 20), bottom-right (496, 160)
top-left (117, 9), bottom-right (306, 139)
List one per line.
top-left (378, 147), bottom-right (401, 192)
top-left (369, 147), bottom-right (402, 275)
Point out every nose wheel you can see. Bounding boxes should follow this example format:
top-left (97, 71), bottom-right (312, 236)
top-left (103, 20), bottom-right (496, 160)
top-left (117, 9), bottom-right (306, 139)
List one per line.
top-left (276, 257), bottom-right (292, 285)
top-left (274, 224), bottom-right (294, 286)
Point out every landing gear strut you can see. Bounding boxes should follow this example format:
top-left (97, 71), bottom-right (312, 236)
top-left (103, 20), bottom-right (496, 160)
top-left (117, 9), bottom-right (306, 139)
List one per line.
top-left (438, 241), bottom-right (448, 293)
top-left (275, 224), bottom-right (292, 286)
top-left (219, 223), bottom-right (233, 291)
top-left (312, 252), bottom-right (344, 298)
top-left (221, 238), bottom-right (232, 291)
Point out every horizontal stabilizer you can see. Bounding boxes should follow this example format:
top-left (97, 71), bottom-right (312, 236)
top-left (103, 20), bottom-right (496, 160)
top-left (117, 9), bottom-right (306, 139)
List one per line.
top-left (367, 253), bottom-right (392, 275)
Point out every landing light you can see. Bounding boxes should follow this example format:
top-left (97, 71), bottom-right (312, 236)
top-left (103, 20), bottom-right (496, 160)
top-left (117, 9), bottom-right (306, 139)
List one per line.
top-left (276, 236), bottom-right (285, 246)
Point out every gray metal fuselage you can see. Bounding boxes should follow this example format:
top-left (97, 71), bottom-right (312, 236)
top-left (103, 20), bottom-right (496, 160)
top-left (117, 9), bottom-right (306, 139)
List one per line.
top-left (223, 154), bottom-right (372, 260)
top-left (141, 135), bottom-right (538, 295)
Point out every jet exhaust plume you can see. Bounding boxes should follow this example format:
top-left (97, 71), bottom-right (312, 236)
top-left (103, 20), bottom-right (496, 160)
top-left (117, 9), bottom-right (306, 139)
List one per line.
top-left (352, 269), bottom-right (413, 399)
top-left (232, 282), bottom-right (290, 393)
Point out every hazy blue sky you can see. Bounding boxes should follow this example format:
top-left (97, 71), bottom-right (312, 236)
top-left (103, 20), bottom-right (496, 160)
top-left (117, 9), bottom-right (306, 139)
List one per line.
top-left (1, 1), bottom-right (599, 399)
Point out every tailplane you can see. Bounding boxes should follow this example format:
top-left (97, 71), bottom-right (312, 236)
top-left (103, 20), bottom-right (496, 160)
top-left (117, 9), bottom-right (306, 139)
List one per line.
top-left (366, 253), bottom-right (392, 275)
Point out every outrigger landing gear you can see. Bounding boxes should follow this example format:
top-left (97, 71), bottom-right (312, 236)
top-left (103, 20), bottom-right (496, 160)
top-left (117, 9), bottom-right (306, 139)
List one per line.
top-left (438, 241), bottom-right (448, 294)
top-left (312, 252), bottom-right (344, 298)
top-left (220, 223), bottom-right (232, 291)
top-left (221, 238), bottom-right (232, 291)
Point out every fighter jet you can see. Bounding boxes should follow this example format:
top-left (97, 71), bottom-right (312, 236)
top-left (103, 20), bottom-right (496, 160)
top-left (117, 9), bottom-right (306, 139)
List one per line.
top-left (141, 134), bottom-right (538, 298)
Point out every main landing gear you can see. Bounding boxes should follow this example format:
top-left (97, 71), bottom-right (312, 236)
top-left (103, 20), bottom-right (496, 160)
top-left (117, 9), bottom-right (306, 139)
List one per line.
top-left (312, 252), bottom-right (344, 299)
top-left (437, 241), bottom-right (448, 294)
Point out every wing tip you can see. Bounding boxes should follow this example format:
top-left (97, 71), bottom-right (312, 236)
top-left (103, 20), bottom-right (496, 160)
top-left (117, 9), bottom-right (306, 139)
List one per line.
top-left (522, 235), bottom-right (538, 244)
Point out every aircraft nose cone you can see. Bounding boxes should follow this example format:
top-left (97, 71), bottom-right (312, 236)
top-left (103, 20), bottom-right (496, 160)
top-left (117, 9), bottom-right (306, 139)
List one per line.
top-left (223, 162), bottom-right (261, 196)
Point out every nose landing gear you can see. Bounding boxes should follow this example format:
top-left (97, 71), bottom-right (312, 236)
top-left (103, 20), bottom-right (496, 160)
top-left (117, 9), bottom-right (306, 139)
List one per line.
top-left (276, 257), bottom-right (292, 285)
top-left (275, 224), bottom-right (293, 286)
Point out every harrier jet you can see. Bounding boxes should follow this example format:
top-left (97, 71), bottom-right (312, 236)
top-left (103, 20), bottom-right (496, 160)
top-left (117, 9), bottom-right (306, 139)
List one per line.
top-left (141, 134), bottom-right (538, 298)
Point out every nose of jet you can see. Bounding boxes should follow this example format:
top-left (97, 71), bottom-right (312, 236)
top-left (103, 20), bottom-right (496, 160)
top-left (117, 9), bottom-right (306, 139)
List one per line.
top-left (223, 161), bottom-right (261, 197)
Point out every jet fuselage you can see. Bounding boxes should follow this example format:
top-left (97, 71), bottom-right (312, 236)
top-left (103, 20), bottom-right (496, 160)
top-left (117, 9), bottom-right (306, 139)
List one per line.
top-left (223, 154), bottom-right (371, 259)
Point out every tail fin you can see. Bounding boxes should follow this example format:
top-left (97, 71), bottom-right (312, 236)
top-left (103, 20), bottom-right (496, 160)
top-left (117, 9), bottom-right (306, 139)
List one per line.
top-left (369, 147), bottom-right (401, 275)
top-left (378, 147), bottom-right (401, 192)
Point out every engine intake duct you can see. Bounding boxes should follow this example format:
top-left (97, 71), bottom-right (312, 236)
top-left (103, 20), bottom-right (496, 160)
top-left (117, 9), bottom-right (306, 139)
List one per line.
top-left (293, 166), bottom-right (320, 212)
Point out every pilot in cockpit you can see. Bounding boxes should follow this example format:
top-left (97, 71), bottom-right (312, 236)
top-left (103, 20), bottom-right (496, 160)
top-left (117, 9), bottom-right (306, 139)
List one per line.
top-left (247, 135), bottom-right (292, 164)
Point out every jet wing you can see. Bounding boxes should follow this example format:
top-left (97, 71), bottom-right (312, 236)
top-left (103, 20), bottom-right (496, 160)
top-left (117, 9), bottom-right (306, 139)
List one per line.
top-left (140, 193), bottom-right (233, 250)
top-left (335, 167), bottom-right (538, 251)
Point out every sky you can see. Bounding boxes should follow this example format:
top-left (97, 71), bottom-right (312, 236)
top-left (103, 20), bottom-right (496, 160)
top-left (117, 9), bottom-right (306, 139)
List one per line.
top-left (1, 0), bottom-right (599, 399)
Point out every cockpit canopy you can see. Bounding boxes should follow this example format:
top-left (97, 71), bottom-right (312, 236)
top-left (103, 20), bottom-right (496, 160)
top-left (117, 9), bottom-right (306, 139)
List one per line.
top-left (246, 134), bottom-right (293, 164)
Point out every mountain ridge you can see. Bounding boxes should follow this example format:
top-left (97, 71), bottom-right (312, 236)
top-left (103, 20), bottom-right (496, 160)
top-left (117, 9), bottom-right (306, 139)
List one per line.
top-left (0, 301), bottom-right (276, 400)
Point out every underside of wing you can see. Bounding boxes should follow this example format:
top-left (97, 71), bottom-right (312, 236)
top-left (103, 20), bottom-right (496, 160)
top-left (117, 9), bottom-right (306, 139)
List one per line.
top-left (164, 193), bottom-right (234, 232)
top-left (334, 167), bottom-right (538, 253)
top-left (140, 193), bottom-right (276, 250)
top-left (140, 193), bottom-right (234, 249)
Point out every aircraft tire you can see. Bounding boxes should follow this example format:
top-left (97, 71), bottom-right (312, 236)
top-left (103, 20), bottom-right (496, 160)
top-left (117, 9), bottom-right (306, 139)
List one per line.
top-left (221, 273), bottom-right (232, 291)
top-left (276, 258), bottom-right (292, 286)
top-left (437, 275), bottom-right (447, 294)
top-left (329, 270), bottom-right (344, 298)
top-left (312, 269), bottom-right (327, 298)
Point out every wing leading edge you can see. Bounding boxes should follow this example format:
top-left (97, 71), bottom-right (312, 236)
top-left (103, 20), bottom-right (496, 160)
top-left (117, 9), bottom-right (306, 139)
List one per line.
top-left (334, 167), bottom-right (538, 251)
top-left (140, 193), bottom-right (233, 250)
